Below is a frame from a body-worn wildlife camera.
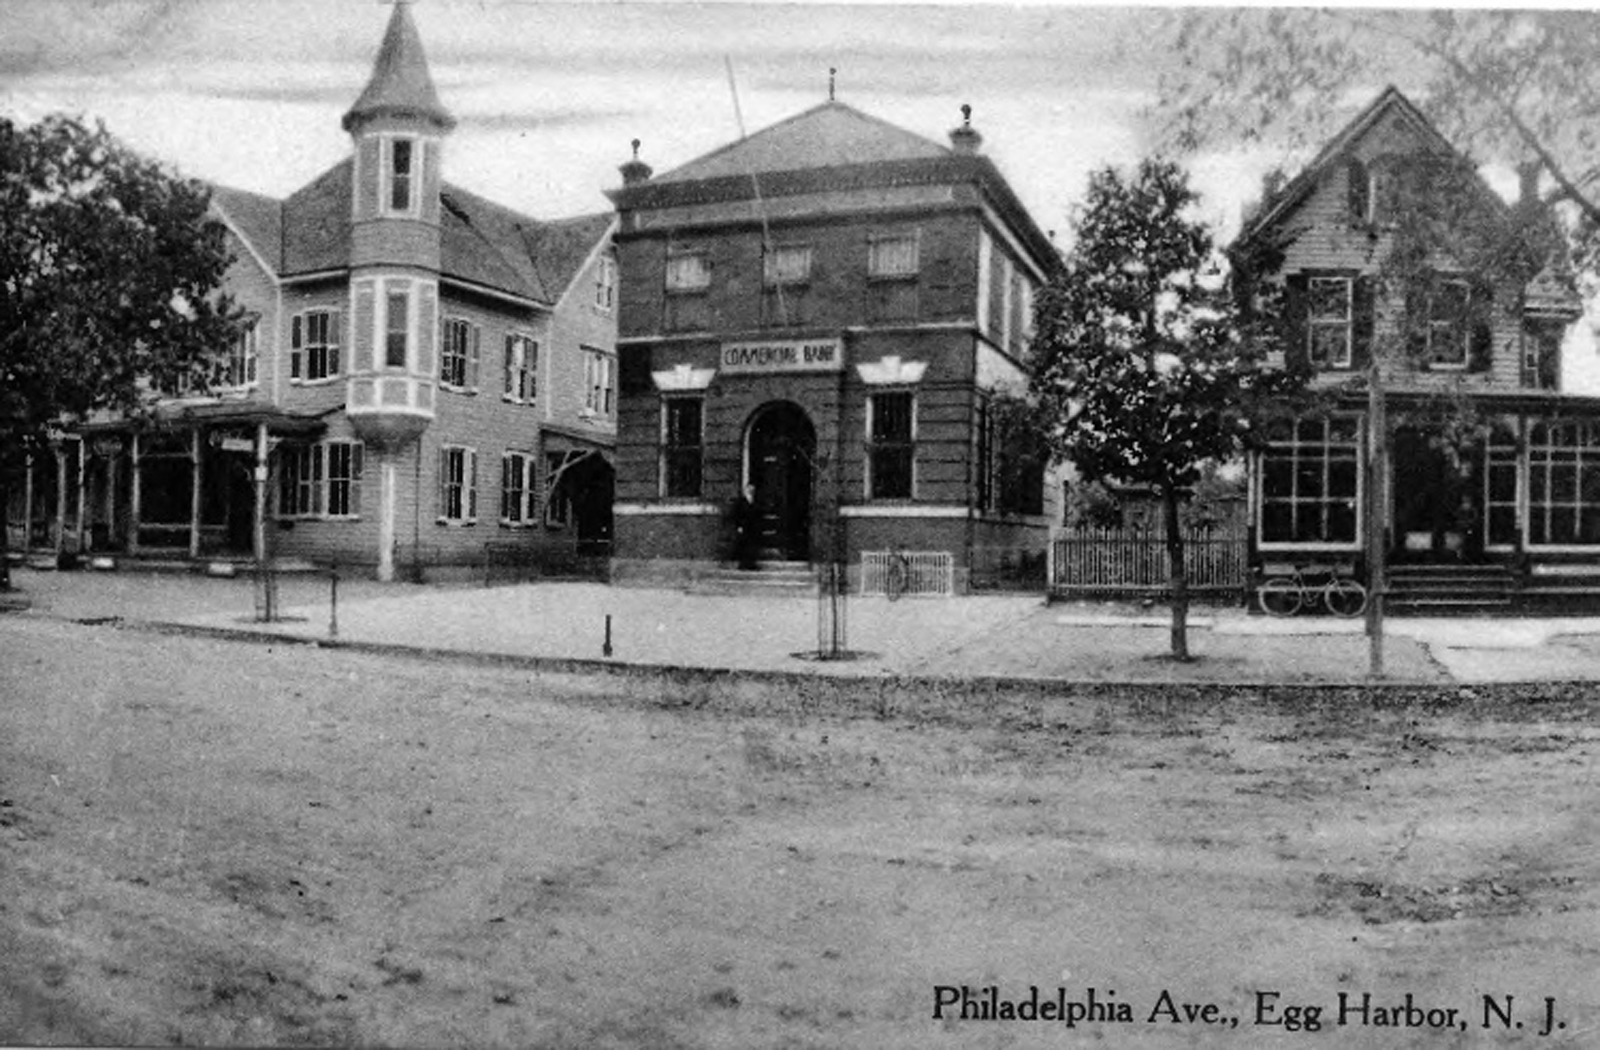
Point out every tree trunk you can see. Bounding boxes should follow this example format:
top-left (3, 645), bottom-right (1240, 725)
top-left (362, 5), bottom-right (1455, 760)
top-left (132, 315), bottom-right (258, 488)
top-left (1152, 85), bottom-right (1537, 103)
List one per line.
top-left (1161, 479), bottom-right (1190, 661)
top-left (0, 452), bottom-right (10, 592)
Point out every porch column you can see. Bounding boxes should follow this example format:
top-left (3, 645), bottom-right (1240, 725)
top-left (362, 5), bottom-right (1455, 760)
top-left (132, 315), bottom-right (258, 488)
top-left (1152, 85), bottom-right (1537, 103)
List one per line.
top-left (128, 433), bottom-right (141, 555)
top-left (253, 422), bottom-right (268, 566)
top-left (377, 457), bottom-right (396, 582)
top-left (104, 447), bottom-right (117, 550)
top-left (53, 443), bottom-right (67, 557)
top-left (75, 438), bottom-right (88, 552)
top-left (189, 429), bottom-right (203, 559)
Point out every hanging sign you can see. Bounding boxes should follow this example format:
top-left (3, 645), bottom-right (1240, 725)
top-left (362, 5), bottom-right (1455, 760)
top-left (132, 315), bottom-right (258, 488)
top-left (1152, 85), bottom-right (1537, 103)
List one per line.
top-left (720, 337), bottom-right (844, 374)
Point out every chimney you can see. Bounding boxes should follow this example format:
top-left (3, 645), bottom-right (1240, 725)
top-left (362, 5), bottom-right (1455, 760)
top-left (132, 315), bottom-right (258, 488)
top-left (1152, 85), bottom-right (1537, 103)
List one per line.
top-left (619, 138), bottom-right (653, 187)
top-left (949, 103), bottom-right (982, 155)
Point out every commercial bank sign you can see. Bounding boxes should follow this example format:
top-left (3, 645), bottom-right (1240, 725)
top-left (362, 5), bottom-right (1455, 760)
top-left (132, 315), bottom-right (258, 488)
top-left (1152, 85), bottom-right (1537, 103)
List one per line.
top-left (720, 337), bottom-right (844, 374)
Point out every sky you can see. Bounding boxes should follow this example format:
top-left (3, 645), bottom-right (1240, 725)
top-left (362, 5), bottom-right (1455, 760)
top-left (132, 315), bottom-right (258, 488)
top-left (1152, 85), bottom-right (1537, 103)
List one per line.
top-left (0, 0), bottom-right (1283, 243)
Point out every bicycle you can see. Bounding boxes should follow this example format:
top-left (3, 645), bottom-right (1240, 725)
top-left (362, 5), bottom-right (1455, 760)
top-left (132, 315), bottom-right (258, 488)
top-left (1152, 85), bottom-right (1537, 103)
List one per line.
top-left (1257, 563), bottom-right (1368, 618)
top-left (883, 548), bottom-right (910, 601)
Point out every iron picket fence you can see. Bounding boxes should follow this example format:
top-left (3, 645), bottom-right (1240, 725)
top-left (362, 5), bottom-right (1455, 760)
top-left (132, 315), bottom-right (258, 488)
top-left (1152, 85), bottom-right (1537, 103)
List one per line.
top-left (1049, 526), bottom-right (1248, 600)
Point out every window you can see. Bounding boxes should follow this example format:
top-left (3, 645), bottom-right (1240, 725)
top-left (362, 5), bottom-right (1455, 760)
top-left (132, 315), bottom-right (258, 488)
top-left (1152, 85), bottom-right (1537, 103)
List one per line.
top-left (1529, 422), bottom-right (1600, 546)
top-left (584, 349), bottom-right (614, 416)
top-left (869, 235), bottom-right (918, 278)
top-left (1307, 277), bottom-right (1353, 369)
top-left (1426, 279), bottom-right (1471, 368)
top-left (388, 137), bottom-right (414, 214)
top-left (439, 445), bottom-right (477, 523)
top-left (500, 451), bottom-right (534, 525)
top-left (385, 290), bottom-right (410, 369)
top-left (868, 391), bottom-right (915, 500)
top-left (762, 244), bottom-right (812, 327)
top-left (279, 444), bottom-right (321, 517)
top-left (869, 234), bottom-right (920, 323)
top-left (1346, 159), bottom-right (1370, 222)
top-left (666, 251), bottom-right (711, 291)
top-left (1259, 417), bottom-right (1361, 545)
top-left (440, 318), bottom-right (480, 390)
top-left (661, 398), bottom-right (703, 498)
top-left (594, 256), bottom-right (616, 311)
top-left (1482, 427), bottom-right (1519, 548)
top-left (325, 442), bottom-right (364, 517)
top-left (224, 323), bottom-right (258, 388)
top-left (764, 244), bottom-right (812, 285)
top-left (504, 334), bottom-right (536, 402)
top-left (290, 309), bottom-right (342, 381)
top-left (665, 250), bottom-right (710, 332)
top-left (277, 441), bottom-right (363, 518)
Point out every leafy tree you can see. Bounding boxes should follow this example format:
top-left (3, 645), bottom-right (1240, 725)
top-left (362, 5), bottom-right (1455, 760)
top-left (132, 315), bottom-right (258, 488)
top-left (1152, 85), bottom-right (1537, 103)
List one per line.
top-left (1, 114), bottom-right (247, 586)
top-left (1153, 9), bottom-right (1600, 267)
top-left (1031, 158), bottom-right (1303, 659)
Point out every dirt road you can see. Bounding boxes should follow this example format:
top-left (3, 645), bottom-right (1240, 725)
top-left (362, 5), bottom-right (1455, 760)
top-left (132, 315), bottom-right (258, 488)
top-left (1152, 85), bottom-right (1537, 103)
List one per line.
top-left (3, 617), bottom-right (1597, 1047)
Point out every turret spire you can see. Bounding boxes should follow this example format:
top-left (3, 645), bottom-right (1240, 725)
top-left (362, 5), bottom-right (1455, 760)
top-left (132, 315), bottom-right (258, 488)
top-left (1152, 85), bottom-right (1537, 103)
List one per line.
top-left (343, 1), bottom-right (455, 133)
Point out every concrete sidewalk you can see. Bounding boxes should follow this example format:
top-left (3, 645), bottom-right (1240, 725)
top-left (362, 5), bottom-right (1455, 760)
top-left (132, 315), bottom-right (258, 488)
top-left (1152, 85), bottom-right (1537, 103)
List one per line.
top-left (8, 566), bottom-right (1600, 684)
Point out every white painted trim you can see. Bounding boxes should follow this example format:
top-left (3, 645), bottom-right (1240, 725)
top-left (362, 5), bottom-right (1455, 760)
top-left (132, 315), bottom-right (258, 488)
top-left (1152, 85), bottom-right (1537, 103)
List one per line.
top-left (440, 275), bottom-right (546, 311)
top-left (856, 355), bottom-right (928, 386)
top-left (551, 216), bottom-right (620, 312)
top-left (281, 269), bottom-right (349, 286)
top-left (840, 504), bottom-right (969, 519)
top-left (980, 203), bottom-right (1049, 283)
top-left (652, 365), bottom-right (717, 392)
top-left (614, 502), bottom-right (722, 516)
top-left (210, 206), bottom-right (279, 282)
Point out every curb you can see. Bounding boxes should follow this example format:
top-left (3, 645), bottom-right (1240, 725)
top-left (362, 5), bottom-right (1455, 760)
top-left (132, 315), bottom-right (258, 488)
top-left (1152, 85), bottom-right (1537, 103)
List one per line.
top-left (52, 614), bottom-right (1600, 703)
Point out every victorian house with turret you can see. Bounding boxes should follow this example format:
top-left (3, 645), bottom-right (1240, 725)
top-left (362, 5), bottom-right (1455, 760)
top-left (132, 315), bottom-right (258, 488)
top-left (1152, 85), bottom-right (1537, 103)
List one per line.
top-left (1236, 86), bottom-right (1596, 611)
top-left (5, 3), bottom-right (617, 580)
top-left (607, 96), bottom-right (1060, 594)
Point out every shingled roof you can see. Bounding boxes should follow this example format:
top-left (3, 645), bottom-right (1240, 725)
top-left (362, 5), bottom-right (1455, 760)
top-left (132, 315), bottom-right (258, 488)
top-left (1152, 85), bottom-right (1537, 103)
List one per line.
top-left (342, 1), bottom-right (454, 133)
top-left (209, 167), bottom-right (612, 306)
top-left (652, 100), bottom-right (950, 184)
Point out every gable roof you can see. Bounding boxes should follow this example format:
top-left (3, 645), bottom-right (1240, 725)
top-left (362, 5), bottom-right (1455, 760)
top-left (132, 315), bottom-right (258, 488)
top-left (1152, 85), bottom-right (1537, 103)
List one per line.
top-left (343, 1), bottom-right (454, 133)
top-left (212, 164), bottom-right (610, 306)
top-left (210, 184), bottom-right (283, 273)
top-left (1238, 86), bottom-right (1466, 247)
top-left (652, 100), bottom-right (951, 184)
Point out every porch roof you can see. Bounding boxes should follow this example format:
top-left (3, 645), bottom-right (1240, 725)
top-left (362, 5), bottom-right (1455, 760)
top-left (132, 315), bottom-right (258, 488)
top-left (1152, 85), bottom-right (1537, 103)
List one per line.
top-left (76, 403), bottom-right (330, 435)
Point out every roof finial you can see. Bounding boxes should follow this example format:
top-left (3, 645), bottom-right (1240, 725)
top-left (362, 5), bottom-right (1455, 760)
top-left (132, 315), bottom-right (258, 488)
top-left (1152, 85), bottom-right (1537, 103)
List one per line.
top-left (961, 103), bottom-right (972, 127)
top-left (619, 137), bottom-right (653, 186)
top-left (829, 67), bottom-right (837, 102)
top-left (631, 138), bottom-right (641, 161)
top-left (950, 103), bottom-right (982, 154)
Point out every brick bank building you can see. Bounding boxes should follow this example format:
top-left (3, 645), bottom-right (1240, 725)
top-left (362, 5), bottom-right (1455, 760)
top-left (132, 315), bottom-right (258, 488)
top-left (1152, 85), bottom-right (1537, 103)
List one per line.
top-left (607, 99), bottom-right (1060, 592)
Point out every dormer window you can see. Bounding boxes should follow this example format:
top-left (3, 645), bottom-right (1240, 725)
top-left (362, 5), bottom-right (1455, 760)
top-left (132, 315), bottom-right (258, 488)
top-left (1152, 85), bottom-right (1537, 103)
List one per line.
top-left (1346, 159), bottom-right (1370, 223)
top-left (386, 137), bottom-right (416, 216)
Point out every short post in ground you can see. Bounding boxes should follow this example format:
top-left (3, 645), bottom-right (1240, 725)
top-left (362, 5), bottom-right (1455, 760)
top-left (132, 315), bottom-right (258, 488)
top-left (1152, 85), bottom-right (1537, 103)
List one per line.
top-left (329, 567), bottom-right (339, 638)
top-left (603, 613), bottom-right (613, 658)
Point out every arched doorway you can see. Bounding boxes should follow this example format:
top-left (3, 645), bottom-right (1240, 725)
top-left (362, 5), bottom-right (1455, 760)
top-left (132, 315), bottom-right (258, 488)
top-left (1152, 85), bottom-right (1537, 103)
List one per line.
top-left (745, 402), bottom-right (815, 562)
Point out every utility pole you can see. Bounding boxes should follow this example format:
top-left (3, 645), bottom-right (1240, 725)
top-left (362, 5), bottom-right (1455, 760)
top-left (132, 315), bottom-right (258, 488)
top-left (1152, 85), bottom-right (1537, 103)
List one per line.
top-left (1365, 362), bottom-right (1386, 678)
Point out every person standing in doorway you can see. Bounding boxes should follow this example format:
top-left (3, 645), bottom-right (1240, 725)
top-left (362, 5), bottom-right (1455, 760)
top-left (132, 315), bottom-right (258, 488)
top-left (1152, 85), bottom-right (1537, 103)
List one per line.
top-left (732, 483), bottom-right (760, 570)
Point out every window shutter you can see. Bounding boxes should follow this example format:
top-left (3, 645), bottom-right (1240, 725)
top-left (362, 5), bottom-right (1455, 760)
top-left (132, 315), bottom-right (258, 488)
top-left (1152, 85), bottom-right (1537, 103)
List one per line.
top-left (467, 449), bottom-right (478, 520)
top-left (1469, 281), bottom-right (1494, 373)
top-left (350, 444), bottom-right (364, 516)
top-left (290, 314), bottom-right (303, 379)
top-left (504, 336), bottom-right (517, 399)
top-left (501, 455), bottom-right (512, 519)
top-left (312, 444), bottom-right (325, 515)
top-left (438, 447), bottom-right (449, 518)
top-left (529, 343), bottom-right (539, 402)
top-left (354, 281), bottom-right (376, 373)
top-left (1351, 276), bottom-right (1375, 369)
top-left (1282, 275), bottom-right (1310, 374)
top-left (469, 325), bottom-right (482, 391)
top-left (327, 309), bottom-right (343, 376)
